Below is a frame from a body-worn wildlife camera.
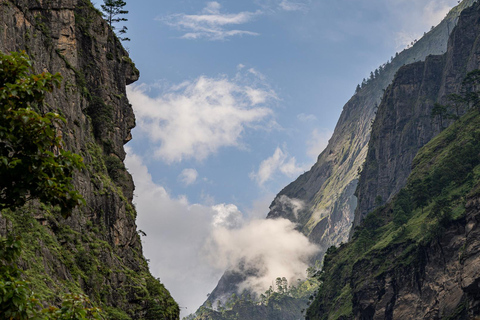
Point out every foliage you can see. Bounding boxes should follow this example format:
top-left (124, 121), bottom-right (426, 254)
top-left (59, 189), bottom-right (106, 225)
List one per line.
top-left (0, 51), bottom-right (104, 319)
top-left (0, 236), bottom-right (103, 320)
top-left (0, 51), bottom-right (85, 217)
top-left (101, 0), bottom-right (130, 41)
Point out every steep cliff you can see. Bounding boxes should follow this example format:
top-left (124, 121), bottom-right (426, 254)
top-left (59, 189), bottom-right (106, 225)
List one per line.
top-left (269, 0), bottom-right (476, 253)
top-left (353, 0), bottom-right (480, 230)
top-left (201, 1), bottom-right (477, 315)
top-left (0, 0), bottom-right (179, 319)
top-left (306, 1), bottom-right (480, 318)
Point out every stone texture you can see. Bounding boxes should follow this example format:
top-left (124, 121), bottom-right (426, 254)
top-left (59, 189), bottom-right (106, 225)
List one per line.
top-left (0, 0), bottom-right (178, 318)
top-left (353, 0), bottom-right (480, 231)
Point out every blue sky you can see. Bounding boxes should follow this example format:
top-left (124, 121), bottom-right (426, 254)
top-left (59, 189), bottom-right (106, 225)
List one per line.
top-left (94, 0), bottom-right (460, 316)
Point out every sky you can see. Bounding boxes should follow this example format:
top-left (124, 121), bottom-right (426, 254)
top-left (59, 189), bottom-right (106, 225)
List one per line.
top-left (94, 0), bottom-right (460, 316)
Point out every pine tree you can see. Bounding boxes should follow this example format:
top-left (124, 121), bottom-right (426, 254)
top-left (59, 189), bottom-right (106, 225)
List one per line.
top-left (101, 0), bottom-right (130, 41)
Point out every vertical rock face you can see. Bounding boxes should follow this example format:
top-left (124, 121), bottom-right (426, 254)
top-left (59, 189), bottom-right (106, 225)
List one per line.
top-left (346, 192), bottom-right (480, 319)
top-left (0, 0), bottom-right (179, 319)
top-left (353, 0), bottom-right (480, 230)
top-left (306, 2), bottom-right (480, 319)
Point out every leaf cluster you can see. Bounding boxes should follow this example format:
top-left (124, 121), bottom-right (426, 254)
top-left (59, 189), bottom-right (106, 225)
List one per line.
top-left (0, 51), bottom-right (85, 217)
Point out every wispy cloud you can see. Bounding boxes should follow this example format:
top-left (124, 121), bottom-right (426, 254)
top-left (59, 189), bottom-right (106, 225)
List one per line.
top-left (178, 168), bottom-right (199, 186)
top-left (250, 146), bottom-right (306, 186)
top-left (255, 0), bottom-right (311, 12)
top-left (159, 1), bottom-right (261, 40)
top-left (279, 0), bottom-right (309, 12)
top-left (127, 69), bottom-right (277, 163)
top-left (297, 113), bottom-right (317, 122)
top-left (392, 0), bottom-right (457, 50)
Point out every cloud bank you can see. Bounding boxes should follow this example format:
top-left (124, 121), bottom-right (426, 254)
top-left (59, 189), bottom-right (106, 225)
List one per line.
top-left (204, 218), bottom-right (319, 294)
top-left (127, 71), bottom-right (277, 163)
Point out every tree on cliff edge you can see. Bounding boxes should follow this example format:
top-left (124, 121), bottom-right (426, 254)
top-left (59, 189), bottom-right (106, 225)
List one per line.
top-left (101, 0), bottom-right (130, 41)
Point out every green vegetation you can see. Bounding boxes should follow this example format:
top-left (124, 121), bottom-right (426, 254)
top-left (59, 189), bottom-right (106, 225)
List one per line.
top-left (0, 50), bottom-right (178, 319)
top-left (185, 275), bottom-right (320, 320)
top-left (306, 100), bottom-right (480, 319)
top-left (0, 51), bottom-right (102, 319)
top-left (0, 51), bottom-right (85, 216)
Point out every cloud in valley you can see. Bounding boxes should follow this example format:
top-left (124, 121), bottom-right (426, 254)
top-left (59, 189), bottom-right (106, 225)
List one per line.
top-left (159, 2), bottom-right (260, 40)
top-left (250, 146), bottom-right (306, 186)
top-left (126, 148), bottom-right (319, 315)
top-left (204, 218), bottom-right (319, 294)
top-left (127, 71), bottom-right (277, 163)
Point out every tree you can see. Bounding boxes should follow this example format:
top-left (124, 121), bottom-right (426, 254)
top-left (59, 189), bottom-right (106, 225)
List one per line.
top-left (447, 93), bottom-right (465, 117)
top-left (431, 103), bottom-right (449, 129)
top-left (101, 0), bottom-right (130, 41)
top-left (355, 84), bottom-right (361, 93)
top-left (275, 277), bottom-right (283, 293)
top-left (462, 69), bottom-right (480, 111)
top-left (0, 51), bottom-right (85, 217)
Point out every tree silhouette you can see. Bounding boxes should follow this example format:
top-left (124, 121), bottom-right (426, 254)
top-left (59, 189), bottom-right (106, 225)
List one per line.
top-left (101, 0), bottom-right (130, 41)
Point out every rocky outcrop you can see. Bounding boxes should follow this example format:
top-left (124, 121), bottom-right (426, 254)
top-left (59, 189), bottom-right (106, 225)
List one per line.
top-left (0, 0), bottom-right (178, 319)
top-left (353, 0), bottom-right (480, 230)
top-left (350, 190), bottom-right (480, 319)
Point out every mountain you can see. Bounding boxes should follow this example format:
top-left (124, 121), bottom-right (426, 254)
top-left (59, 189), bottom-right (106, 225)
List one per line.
top-left (197, 1), bottom-right (477, 318)
top-left (307, 1), bottom-right (480, 318)
top-left (0, 0), bottom-right (178, 319)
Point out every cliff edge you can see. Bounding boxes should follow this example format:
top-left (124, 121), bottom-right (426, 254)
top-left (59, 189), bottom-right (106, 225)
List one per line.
top-left (0, 0), bottom-right (179, 319)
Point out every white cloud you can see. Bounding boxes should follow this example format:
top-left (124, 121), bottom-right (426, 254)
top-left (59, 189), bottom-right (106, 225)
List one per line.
top-left (307, 128), bottom-right (332, 159)
top-left (276, 195), bottom-right (305, 220)
top-left (297, 113), bottom-right (317, 122)
top-left (159, 2), bottom-right (261, 40)
top-left (250, 147), bottom-right (306, 186)
top-left (204, 218), bottom-right (319, 295)
top-left (178, 168), bottom-right (198, 186)
top-left (212, 204), bottom-right (244, 229)
top-left (279, 0), bottom-right (309, 12)
top-left (126, 148), bottom-right (319, 316)
top-left (127, 72), bottom-right (277, 163)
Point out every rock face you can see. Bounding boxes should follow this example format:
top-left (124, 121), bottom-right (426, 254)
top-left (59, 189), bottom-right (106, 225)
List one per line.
top-left (0, 0), bottom-right (179, 319)
top-left (350, 191), bottom-right (480, 319)
top-left (204, 0), bottom-right (477, 311)
top-left (353, 0), bottom-right (480, 230)
top-left (306, 1), bottom-right (480, 319)
top-left (270, 0), bottom-right (476, 251)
